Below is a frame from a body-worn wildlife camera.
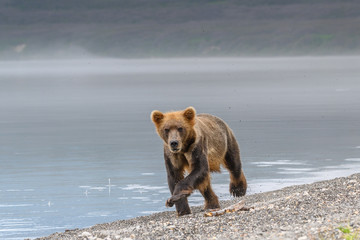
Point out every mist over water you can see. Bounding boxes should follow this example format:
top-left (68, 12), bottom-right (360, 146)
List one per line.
top-left (1, 56), bottom-right (360, 239)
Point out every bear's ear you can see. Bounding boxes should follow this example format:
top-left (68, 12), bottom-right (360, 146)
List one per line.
top-left (151, 110), bottom-right (164, 125)
top-left (183, 107), bottom-right (196, 122)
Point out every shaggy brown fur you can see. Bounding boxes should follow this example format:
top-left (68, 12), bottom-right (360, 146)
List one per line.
top-left (151, 107), bottom-right (247, 216)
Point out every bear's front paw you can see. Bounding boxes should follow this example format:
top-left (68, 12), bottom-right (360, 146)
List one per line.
top-left (165, 189), bottom-right (192, 208)
top-left (165, 198), bottom-right (175, 208)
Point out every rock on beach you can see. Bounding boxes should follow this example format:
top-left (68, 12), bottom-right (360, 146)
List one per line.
top-left (36, 173), bottom-right (360, 240)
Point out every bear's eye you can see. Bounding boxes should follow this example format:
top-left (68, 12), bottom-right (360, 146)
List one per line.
top-left (164, 128), bottom-right (170, 133)
top-left (178, 127), bottom-right (183, 133)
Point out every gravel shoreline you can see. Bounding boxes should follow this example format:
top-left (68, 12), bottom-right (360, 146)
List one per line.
top-left (37, 173), bottom-right (360, 240)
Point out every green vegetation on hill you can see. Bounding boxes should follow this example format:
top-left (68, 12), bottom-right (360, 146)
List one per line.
top-left (1, 0), bottom-right (360, 58)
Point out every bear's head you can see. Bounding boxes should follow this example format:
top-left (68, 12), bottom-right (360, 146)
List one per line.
top-left (151, 107), bottom-right (196, 153)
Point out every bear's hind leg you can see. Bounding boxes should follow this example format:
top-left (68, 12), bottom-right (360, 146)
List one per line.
top-left (224, 144), bottom-right (247, 197)
top-left (229, 169), bottom-right (247, 197)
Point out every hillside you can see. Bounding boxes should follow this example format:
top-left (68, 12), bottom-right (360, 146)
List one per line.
top-left (1, 0), bottom-right (360, 59)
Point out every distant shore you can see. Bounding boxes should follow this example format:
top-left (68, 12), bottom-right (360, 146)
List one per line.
top-left (2, 1), bottom-right (360, 59)
top-left (37, 173), bottom-right (360, 240)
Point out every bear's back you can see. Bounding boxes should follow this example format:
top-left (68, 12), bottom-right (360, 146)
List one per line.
top-left (195, 114), bottom-right (233, 171)
top-left (196, 113), bottom-right (230, 135)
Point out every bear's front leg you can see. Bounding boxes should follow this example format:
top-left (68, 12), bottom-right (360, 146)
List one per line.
top-left (165, 155), bottom-right (191, 216)
top-left (166, 144), bottom-right (209, 209)
top-left (165, 183), bottom-right (193, 207)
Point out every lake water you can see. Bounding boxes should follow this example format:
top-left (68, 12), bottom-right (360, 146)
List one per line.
top-left (1, 57), bottom-right (360, 239)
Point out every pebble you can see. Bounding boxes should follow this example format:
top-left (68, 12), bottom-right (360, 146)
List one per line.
top-left (81, 231), bottom-right (92, 237)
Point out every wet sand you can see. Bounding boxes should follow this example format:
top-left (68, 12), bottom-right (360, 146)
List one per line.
top-left (37, 173), bottom-right (360, 240)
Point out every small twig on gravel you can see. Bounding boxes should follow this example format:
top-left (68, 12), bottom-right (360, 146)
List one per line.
top-left (204, 200), bottom-right (252, 217)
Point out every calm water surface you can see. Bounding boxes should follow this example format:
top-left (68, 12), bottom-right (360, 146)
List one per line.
top-left (1, 57), bottom-right (360, 239)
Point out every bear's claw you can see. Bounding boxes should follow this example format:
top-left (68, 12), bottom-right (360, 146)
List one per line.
top-left (165, 199), bottom-right (174, 207)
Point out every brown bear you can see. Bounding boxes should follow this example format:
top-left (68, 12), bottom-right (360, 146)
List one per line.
top-left (150, 106), bottom-right (247, 216)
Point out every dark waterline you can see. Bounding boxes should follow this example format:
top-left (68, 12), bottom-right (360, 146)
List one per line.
top-left (1, 57), bottom-right (360, 239)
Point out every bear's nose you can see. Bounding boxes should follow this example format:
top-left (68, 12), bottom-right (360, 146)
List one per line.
top-left (170, 140), bottom-right (179, 149)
